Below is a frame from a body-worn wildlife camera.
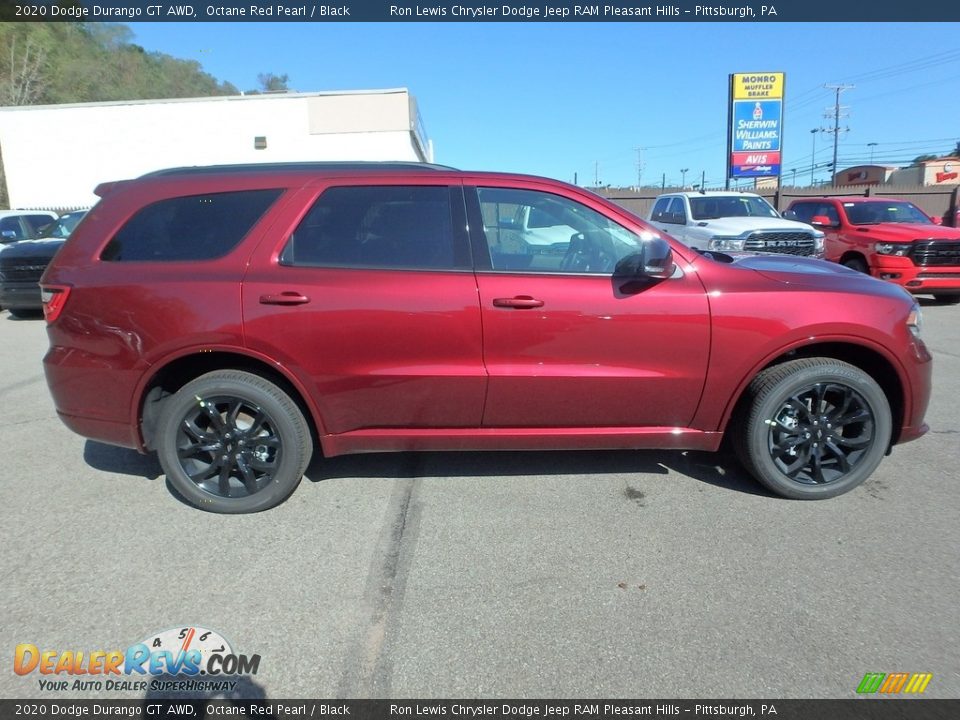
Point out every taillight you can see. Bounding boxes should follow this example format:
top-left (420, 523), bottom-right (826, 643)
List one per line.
top-left (40, 284), bottom-right (71, 323)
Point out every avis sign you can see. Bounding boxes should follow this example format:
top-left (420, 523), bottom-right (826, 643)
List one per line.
top-left (729, 72), bottom-right (784, 179)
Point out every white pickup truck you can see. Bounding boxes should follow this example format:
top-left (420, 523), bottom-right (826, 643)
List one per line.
top-left (647, 191), bottom-right (824, 257)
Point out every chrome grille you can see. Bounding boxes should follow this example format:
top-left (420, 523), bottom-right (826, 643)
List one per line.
top-left (743, 231), bottom-right (817, 256)
top-left (911, 241), bottom-right (960, 267)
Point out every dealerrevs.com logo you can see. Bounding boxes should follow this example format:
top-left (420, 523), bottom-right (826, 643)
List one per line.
top-left (14, 627), bottom-right (260, 693)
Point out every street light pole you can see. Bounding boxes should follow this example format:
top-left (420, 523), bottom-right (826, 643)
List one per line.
top-left (868, 142), bottom-right (878, 164)
top-left (810, 129), bottom-right (818, 186)
top-left (681, 168), bottom-right (689, 188)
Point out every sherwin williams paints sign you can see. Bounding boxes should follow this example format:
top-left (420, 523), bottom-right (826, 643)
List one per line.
top-left (728, 72), bottom-right (784, 179)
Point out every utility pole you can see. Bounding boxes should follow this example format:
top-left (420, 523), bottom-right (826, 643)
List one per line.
top-left (700, 170), bottom-right (706, 191)
top-left (634, 147), bottom-right (645, 188)
top-left (823, 83), bottom-right (854, 186)
top-left (594, 161), bottom-right (600, 188)
top-left (810, 128), bottom-right (819, 186)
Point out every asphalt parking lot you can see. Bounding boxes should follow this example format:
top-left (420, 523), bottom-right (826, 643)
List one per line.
top-left (1, 303), bottom-right (958, 700)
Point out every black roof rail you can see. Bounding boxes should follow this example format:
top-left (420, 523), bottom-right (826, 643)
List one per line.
top-left (139, 161), bottom-right (457, 178)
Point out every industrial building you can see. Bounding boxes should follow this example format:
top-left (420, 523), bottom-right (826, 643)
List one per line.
top-left (0, 88), bottom-right (432, 210)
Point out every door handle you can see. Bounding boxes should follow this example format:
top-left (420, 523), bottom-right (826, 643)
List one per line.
top-left (259, 292), bottom-right (310, 306)
top-left (492, 296), bottom-right (544, 309)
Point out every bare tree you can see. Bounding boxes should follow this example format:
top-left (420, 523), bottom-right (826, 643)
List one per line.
top-left (2, 35), bottom-right (48, 106)
top-left (257, 72), bottom-right (289, 93)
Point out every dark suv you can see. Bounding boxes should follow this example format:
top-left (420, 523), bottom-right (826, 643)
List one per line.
top-left (42, 163), bottom-right (931, 512)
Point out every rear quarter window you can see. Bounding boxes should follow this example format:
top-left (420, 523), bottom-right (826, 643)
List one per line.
top-left (101, 189), bottom-right (282, 262)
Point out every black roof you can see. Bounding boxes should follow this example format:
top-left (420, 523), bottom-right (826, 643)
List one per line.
top-left (140, 161), bottom-right (457, 178)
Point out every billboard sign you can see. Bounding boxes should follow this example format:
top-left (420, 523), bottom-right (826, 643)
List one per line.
top-left (728, 73), bottom-right (784, 180)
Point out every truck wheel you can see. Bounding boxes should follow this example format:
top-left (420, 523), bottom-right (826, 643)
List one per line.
top-left (734, 358), bottom-right (891, 500)
top-left (842, 257), bottom-right (869, 274)
top-left (933, 295), bottom-right (960, 305)
top-left (156, 370), bottom-right (312, 513)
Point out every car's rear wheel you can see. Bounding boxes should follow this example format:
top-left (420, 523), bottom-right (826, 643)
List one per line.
top-left (842, 257), bottom-right (869, 274)
top-left (156, 370), bottom-right (312, 513)
top-left (933, 294), bottom-right (960, 305)
top-left (734, 358), bottom-right (891, 499)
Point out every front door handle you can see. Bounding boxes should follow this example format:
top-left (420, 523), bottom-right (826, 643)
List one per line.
top-left (260, 292), bottom-right (310, 306)
top-left (492, 296), bottom-right (545, 309)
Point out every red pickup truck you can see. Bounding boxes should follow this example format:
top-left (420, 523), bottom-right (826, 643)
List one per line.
top-left (786, 196), bottom-right (960, 304)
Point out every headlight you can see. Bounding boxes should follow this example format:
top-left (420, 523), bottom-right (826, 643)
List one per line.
top-left (875, 242), bottom-right (912, 256)
top-left (907, 303), bottom-right (923, 339)
top-left (813, 231), bottom-right (825, 257)
top-left (708, 236), bottom-right (745, 252)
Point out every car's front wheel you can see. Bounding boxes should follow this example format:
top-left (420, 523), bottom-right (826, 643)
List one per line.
top-left (735, 358), bottom-right (891, 499)
top-left (933, 294), bottom-right (960, 305)
top-left (156, 370), bottom-right (312, 513)
top-left (842, 257), bottom-right (869, 274)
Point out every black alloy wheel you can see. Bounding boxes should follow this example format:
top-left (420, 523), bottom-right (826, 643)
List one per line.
top-left (767, 382), bottom-right (874, 485)
top-left (176, 395), bottom-right (282, 498)
top-left (156, 370), bottom-right (312, 513)
top-left (736, 358), bottom-right (892, 499)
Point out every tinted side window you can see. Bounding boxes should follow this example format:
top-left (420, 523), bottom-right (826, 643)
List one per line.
top-left (477, 187), bottom-right (645, 274)
top-left (789, 203), bottom-right (817, 223)
top-left (280, 185), bottom-right (462, 270)
top-left (666, 197), bottom-right (687, 224)
top-left (650, 198), bottom-right (670, 222)
top-left (102, 189), bottom-right (282, 262)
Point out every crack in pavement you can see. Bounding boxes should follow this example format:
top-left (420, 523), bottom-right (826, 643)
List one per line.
top-left (337, 459), bottom-right (423, 698)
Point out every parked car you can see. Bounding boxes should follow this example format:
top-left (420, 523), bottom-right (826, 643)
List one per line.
top-left (648, 191), bottom-right (824, 257)
top-left (0, 210), bottom-right (87, 317)
top-left (0, 210), bottom-right (58, 244)
top-left (41, 163), bottom-right (931, 512)
top-left (785, 196), bottom-right (960, 304)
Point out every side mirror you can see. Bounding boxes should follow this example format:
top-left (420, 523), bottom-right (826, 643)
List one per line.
top-left (1, 230), bottom-right (17, 241)
top-left (782, 210), bottom-right (798, 220)
top-left (930, 216), bottom-right (943, 226)
top-left (615, 237), bottom-right (676, 281)
top-left (810, 215), bottom-right (834, 227)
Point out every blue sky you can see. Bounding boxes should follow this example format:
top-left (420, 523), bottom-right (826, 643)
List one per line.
top-left (127, 22), bottom-right (960, 188)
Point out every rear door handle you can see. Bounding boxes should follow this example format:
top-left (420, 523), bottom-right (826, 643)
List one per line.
top-left (492, 296), bottom-right (544, 309)
top-left (259, 292), bottom-right (310, 306)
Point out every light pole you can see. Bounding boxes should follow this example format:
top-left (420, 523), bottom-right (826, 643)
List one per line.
top-left (868, 142), bottom-right (878, 164)
top-left (681, 168), bottom-right (689, 188)
top-left (809, 129), bottom-right (819, 186)
top-left (791, 168), bottom-right (797, 186)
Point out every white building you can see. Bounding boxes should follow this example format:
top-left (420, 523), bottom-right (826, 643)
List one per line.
top-left (0, 88), bottom-right (432, 210)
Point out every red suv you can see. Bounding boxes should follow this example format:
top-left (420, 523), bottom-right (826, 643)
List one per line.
top-left (786, 196), bottom-right (960, 304)
top-left (41, 164), bottom-right (932, 512)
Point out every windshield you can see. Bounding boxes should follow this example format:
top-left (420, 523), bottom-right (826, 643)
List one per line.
top-left (37, 211), bottom-right (87, 239)
top-left (689, 195), bottom-right (779, 220)
top-left (844, 201), bottom-right (932, 226)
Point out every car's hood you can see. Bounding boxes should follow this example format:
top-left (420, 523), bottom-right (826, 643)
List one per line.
top-left (0, 238), bottom-right (66, 259)
top-left (691, 216), bottom-right (817, 236)
top-left (848, 223), bottom-right (960, 242)
top-left (719, 252), bottom-right (907, 296)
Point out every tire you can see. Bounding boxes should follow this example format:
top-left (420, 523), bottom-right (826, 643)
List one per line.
top-left (733, 358), bottom-right (892, 500)
top-left (8, 307), bottom-right (41, 319)
top-left (156, 370), bottom-right (312, 513)
top-left (842, 257), bottom-right (869, 274)
top-left (933, 294), bottom-right (960, 305)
